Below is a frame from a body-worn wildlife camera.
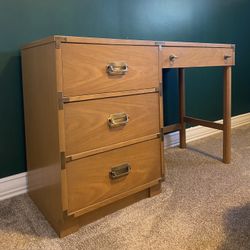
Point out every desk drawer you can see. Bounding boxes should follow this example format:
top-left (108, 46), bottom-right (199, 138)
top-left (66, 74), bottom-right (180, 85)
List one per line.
top-left (66, 138), bottom-right (161, 214)
top-left (162, 47), bottom-right (234, 68)
top-left (61, 43), bottom-right (159, 96)
top-left (64, 92), bottom-right (160, 156)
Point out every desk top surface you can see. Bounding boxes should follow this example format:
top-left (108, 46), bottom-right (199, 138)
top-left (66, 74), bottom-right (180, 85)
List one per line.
top-left (22, 35), bottom-right (235, 50)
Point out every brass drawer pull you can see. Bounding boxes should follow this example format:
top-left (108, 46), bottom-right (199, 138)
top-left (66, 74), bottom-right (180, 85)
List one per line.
top-left (108, 112), bottom-right (129, 128)
top-left (109, 163), bottom-right (131, 179)
top-left (169, 54), bottom-right (178, 64)
top-left (106, 62), bottom-right (128, 75)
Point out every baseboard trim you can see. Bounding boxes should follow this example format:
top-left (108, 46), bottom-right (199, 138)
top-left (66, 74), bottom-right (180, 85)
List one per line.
top-left (0, 172), bottom-right (28, 201)
top-left (164, 112), bottom-right (250, 148)
top-left (0, 113), bottom-right (249, 201)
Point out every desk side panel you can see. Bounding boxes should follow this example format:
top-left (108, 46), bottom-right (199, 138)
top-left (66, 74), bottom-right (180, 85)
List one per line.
top-left (21, 43), bottom-right (63, 233)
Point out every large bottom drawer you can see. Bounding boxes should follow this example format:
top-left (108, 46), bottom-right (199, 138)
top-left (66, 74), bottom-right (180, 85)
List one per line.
top-left (66, 138), bottom-right (162, 215)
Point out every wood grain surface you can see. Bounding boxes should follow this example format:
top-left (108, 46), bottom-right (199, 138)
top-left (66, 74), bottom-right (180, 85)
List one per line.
top-left (61, 43), bottom-right (159, 96)
top-left (22, 35), bottom-right (235, 50)
top-left (21, 43), bottom-right (63, 233)
top-left (162, 47), bottom-right (235, 68)
top-left (64, 93), bottom-right (160, 156)
top-left (66, 139), bottom-right (161, 214)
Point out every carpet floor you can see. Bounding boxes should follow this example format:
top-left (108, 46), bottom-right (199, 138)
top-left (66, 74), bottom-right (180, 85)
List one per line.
top-left (0, 124), bottom-right (250, 250)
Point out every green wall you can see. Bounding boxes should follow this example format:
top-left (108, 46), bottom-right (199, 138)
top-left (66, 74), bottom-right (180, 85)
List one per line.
top-left (0, 0), bottom-right (249, 178)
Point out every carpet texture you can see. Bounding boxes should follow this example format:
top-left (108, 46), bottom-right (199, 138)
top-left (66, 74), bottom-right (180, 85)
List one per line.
top-left (0, 124), bottom-right (250, 250)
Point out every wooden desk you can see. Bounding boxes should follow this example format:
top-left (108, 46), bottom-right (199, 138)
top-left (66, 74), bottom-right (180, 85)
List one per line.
top-left (159, 41), bottom-right (235, 163)
top-left (21, 36), bottom-right (235, 237)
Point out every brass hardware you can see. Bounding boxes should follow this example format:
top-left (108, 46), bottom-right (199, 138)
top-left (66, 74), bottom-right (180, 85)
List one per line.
top-left (108, 112), bottom-right (129, 128)
top-left (224, 55), bottom-right (232, 61)
top-left (66, 156), bottom-right (72, 163)
top-left (106, 62), bottom-right (128, 75)
top-left (60, 152), bottom-right (66, 169)
top-left (157, 129), bottom-right (164, 141)
top-left (159, 81), bottom-right (163, 96)
top-left (109, 163), bottom-right (131, 179)
top-left (160, 128), bottom-right (164, 141)
top-left (55, 40), bottom-right (61, 49)
top-left (58, 92), bottom-right (64, 110)
top-left (155, 41), bottom-right (165, 46)
top-left (55, 36), bottom-right (68, 49)
top-left (55, 36), bottom-right (68, 42)
top-left (58, 92), bottom-right (70, 110)
top-left (63, 96), bottom-right (70, 103)
top-left (63, 210), bottom-right (73, 219)
top-left (169, 54), bottom-right (178, 64)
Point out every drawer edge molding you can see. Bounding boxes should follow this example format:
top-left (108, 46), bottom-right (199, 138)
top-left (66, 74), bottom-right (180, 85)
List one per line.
top-left (66, 134), bottom-right (160, 162)
top-left (63, 88), bottom-right (159, 103)
top-left (68, 179), bottom-right (161, 217)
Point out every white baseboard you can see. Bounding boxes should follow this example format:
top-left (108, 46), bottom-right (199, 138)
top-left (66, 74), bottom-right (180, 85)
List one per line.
top-left (0, 112), bottom-right (249, 201)
top-left (164, 112), bottom-right (250, 148)
top-left (0, 172), bottom-right (28, 201)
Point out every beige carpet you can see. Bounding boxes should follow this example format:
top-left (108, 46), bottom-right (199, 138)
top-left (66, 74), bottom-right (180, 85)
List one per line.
top-left (0, 124), bottom-right (250, 250)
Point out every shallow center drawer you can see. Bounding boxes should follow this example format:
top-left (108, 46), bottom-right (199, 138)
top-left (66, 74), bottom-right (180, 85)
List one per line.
top-left (61, 43), bottom-right (159, 96)
top-left (162, 47), bottom-right (234, 68)
top-left (64, 92), bottom-right (160, 156)
top-left (66, 138), bottom-right (162, 214)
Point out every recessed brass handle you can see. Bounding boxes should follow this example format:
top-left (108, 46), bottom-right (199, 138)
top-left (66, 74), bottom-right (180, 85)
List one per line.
top-left (169, 54), bottom-right (179, 63)
top-left (108, 112), bottom-right (129, 128)
top-left (106, 62), bottom-right (128, 75)
top-left (109, 163), bottom-right (131, 179)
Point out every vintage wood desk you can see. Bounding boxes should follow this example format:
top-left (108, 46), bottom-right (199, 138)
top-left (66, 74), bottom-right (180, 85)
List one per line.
top-left (160, 41), bottom-right (235, 164)
top-left (21, 36), bottom-right (235, 237)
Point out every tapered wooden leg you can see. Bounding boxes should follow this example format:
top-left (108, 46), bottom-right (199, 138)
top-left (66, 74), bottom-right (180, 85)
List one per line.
top-left (223, 67), bottom-right (232, 163)
top-left (179, 68), bottom-right (186, 148)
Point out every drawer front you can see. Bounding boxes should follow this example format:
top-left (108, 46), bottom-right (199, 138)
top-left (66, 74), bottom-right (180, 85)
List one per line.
top-left (162, 47), bottom-right (234, 68)
top-left (61, 43), bottom-right (159, 96)
top-left (66, 138), bottom-right (161, 213)
top-left (64, 93), bottom-right (160, 156)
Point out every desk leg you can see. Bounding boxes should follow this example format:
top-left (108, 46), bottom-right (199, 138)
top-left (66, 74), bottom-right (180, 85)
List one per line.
top-left (179, 68), bottom-right (186, 148)
top-left (223, 66), bottom-right (232, 164)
